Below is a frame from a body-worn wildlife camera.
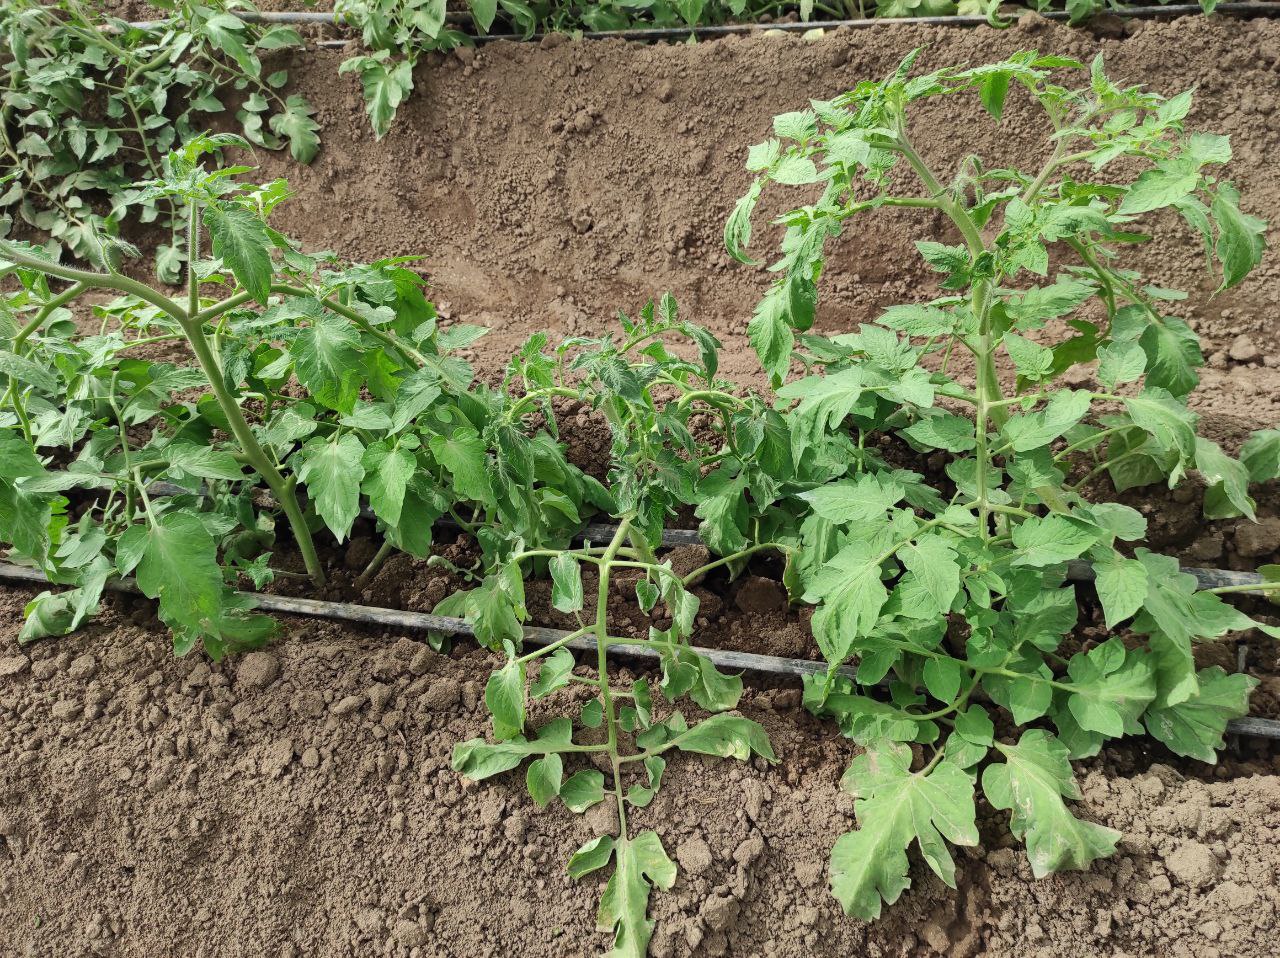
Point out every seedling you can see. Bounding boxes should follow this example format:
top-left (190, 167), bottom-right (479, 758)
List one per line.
top-left (452, 298), bottom-right (779, 956)
top-left (728, 51), bottom-right (1278, 918)
top-left (0, 137), bottom-right (499, 655)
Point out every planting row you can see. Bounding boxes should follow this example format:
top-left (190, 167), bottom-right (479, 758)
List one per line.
top-left (0, 0), bottom-right (1245, 276)
top-left (2, 53), bottom-right (1279, 955)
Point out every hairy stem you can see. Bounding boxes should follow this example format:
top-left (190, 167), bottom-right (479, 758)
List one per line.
top-left (0, 239), bottom-right (328, 587)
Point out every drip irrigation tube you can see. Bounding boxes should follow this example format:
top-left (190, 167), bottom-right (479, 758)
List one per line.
top-left (143, 479), bottom-right (1270, 594)
top-left (0, 559), bottom-right (1277, 742)
top-left (122, 2), bottom-right (1280, 46)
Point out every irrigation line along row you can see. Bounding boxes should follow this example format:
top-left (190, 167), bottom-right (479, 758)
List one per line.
top-left (144, 478), bottom-right (1268, 594)
top-left (0, 560), bottom-right (1276, 743)
top-left (123, 3), bottom-right (1280, 45)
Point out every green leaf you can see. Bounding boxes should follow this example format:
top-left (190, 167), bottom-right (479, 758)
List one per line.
top-left (830, 743), bottom-right (978, 921)
top-left (485, 655), bottom-right (525, 740)
top-left (0, 349), bottom-right (57, 393)
top-left (1144, 666), bottom-right (1257, 763)
top-left (1130, 550), bottom-right (1255, 706)
top-left (550, 553), bottom-right (584, 614)
top-left (797, 473), bottom-right (904, 524)
top-left (391, 370), bottom-right (443, 433)
top-left (1139, 316), bottom-right (1201, 398)
top-left (803, 541), bottom-right (889, 665)
top-left (1096, 340), bottom-right (1146, 388)
top-left (560, 769), bottom-right (605, 812)
top-left (902, 412), bottom-right (976, 453)
top-left (1090, 550), bottom-right (1152, 632)
top-left (342, 56), bottom-right (414, 139)
top-left (293, 314), bottom-right (363, 415)
top-left (980, 71), bottom-right (1010, 120)
top-left (689, 653), bottom-right (743, 713)
top-left (269, 94), bottom-right (321, 164)
top-left (430, 426), bottom-right (492, 503)
top-left (747, 285), bottom-right (793, 385)
top-left (1123, 389), bottom-right (1197, 479)
top-left (982, 730), bottom-right (1120, 878)
top-left (1195, 437), bottom-right (1254, 520)
top-left (597, 832), bottom-right (677, 958)
top-left (898, 534), bottom-right (961, 620)
top-left (134, 511), bottom-right (272, 658)
top-left (1212, 186), bottom-right (1266, 290)
top-left (626, 756), bottom-right (666, 808)
top-left (1241, 429), bottom-right (1280, 483)
top-left (877, 303), bottom-right (956, 337)
top-left (1064, 638), bottom-right (1156, 738)
top-left (470, 0), bottom-right (499, 31)
top-left (1011, 515), bottom-right (1099, 568)
top-left (18, 562), bottom-right (110, 643)
top-left (725, 180), bottom-right (762, 266)
top-left (526, 753), bottom-right (562, 808)
top-left (530, 647), bottom-right (575, 698)
top-left (1092, 553), bottom-right (1147, 628)
top-left (162, 443), bottom-right (245, 481)
top-left (568, 835), bottom-right (615, 879)
top-left (923, 656), bottom-right (964, 703)
top-left (297, 433), bottom-right (366, 542)
top-left (0, 431), bottom-right (44, 480)
top-left (451, 718), bottom-right (573, 780)
top-left (361, 439), bottom-right (416, 527)
top-left (203, 203), bottom-right (272, 304)
top-left (1003, 332), bottom-right (1054, 380)
top-left (1118, 163), bottom-right (1201, 216)
top-left (668, 713), bottom-right (775, 761)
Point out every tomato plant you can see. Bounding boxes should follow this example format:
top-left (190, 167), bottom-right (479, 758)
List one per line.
top-left (452, 301), bottom-right (780, 956)
top-left (0, 0), bottom-right (318, 279)
top-left (727, 50), bottom-right (1277, 918)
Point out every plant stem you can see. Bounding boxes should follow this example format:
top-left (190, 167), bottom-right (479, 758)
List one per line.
top-left (0, 239), bottom-right (328, 587)
top-left (354, 539), bottom-right (395, 590)
top-left (1207, 581), bottom-right (1280, 596)
top-left (12, 282), bottom-right (88, 352)
top-left (595, 517), bottom-right (634, 838)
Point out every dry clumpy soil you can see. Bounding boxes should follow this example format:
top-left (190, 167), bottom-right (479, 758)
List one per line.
top-left (6, 14), bottom-right (1280, 958)
top-left (2, 588), bottom-right (1279, 958)
top-left (244, 14), bottom-right (1280, 434)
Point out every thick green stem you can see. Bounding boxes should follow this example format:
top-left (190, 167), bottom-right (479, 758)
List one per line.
top-left (0, 239), bottom-right (328, 587)
top-left (596, 517), bottom-right (634, 837)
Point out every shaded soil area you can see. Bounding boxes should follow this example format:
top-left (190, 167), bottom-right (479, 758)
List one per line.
top-left (5, 13), bottom-right (1280, 958)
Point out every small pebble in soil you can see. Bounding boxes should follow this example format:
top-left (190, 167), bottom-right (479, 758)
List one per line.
top-left (235, 652), bottom-right (280, 689)
top-left (1234, 517), bottom-right (1280, 559)
top-left (1165, 840), bottom-right (1222, 888)
top-left (330, 694), bottom-right (367, 716)
top-left (67, 655), bottom-right (97, 681)
top-left (1228, 334), bottom-right (1261, 364)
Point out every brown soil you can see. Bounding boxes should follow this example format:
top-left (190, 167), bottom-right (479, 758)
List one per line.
top-left (6, 13), bottom-right (1280, 958)
top-left (232, 14), bottom-right (1280, 435)
top-left (1, 588), bottom-right (1278, 958)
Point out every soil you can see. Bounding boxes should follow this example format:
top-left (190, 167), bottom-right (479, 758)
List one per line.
top-left (6, 12), bottom-right (1280, 958)
top-left (2, 589), bottom-right (1279, 958)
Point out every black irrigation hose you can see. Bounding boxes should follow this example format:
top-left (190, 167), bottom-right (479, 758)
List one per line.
top-left (122, 2), bottom-right (1280, 47)
top-left (143, 479), bottom-right (1269, 594)
top-left (0, 559), bottom-right (1275, 741)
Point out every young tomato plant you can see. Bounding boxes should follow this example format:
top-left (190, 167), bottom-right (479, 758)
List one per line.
top-left (0, 137), bottom-right (500, 656)
top-left (452, 298), bottom-right (779, 956)
top-left (728, 51), bottom-right (1277, 918)
top-left (0, 0), bottom-right (318, 279)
